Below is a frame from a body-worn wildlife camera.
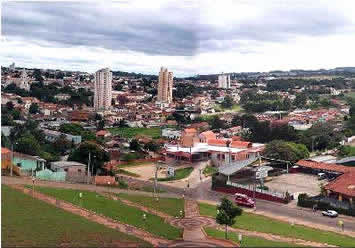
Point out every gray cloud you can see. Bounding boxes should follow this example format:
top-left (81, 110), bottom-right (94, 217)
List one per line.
top-left (2, 0), bottom-right (355, 75)
top-left (2, 1), bottom-right (199, 56)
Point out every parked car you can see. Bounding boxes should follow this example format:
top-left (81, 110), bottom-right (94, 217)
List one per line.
top-left (317, 173), bottom-right (327, 180)
top-left (234, 193), bottom-right (255, 208)
top-left (322, 210), bottom-right (338, 218)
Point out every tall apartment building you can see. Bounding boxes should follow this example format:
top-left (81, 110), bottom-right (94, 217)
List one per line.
top-left (94, 68), bottom-right (112, 111)
top-left (218, 74), bottom-right (231, 89)
top-left (157, 67), bottom-right (173, 103)
top-left (13, 69), bottom-right (30, 91)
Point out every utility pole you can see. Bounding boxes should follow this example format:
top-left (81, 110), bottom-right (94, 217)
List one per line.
top-left (87, 152), bottom-right (91, 184)
top-left (11, 143), bottom-right (14, 177)
top-left (154, 162), bottom-right (158, 198)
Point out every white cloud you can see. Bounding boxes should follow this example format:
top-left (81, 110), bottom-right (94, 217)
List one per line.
top-left (1, 0), bottom-right (355, 76)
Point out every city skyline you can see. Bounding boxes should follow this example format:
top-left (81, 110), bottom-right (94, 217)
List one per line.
top-left (1, 0), bottom-right (355, 76)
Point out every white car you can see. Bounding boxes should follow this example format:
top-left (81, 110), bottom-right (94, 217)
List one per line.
top-left (322, 210), bottom-right (338, 218)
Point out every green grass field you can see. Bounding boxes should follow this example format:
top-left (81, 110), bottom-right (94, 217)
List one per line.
top-left (204, 227), bottom-right (300, 247)
top-left (33, 186), bottom-right (183, 240)
top-left (118, 193), bottom-right (184, 217)
top-left (203, 166), bottom-right (218, 176)
top-left (199, 202), bottom-right (355, 247)
top-left (1, 185), bottom-right (149, 247)
top-left (156, 167), bottom-right (193, 181)
top-left (107, 127), bottom-right (161, 138)
top-left (215, 104), bottom-right (243, 112)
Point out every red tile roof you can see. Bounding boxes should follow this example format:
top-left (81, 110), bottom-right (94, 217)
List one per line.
top-left (230, 141), bottom-right (252, 149)
top-left (1, 147), bottom-right (11, 154)
top-left (207, 139), bottom-right (228, 146)
top-left (296, 160), bottom-right (351, 173)
top-left (297, 160), bottom-right (355, 197)
top-left (96, 130), bottom-right (109, 136)
top-left (324, 172), bottom-right (355, 197)
top-left (184, 128), bottom-right (197, 134)
top-left (200, 131), bottom-right (216, 140)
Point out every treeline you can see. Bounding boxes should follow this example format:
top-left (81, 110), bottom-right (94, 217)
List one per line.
top-left (266, 78), bottom-right (350, 92)
top-left (4, 83), bottom-right (93, 106)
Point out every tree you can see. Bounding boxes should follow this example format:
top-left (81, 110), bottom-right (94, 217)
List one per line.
top-left (294, 93), bottom-right (307, 108)
top-left (129, 139), bottom-right (141, 151)
top-left (263, 140), bottom-right (309, 162)
top-left (216, 197), bottom-right (242, 239)
top-left (60, 123), bottom-right (84, 136)
top-left (53, 134), bottom-right (72, 155)
top-left (68, 141), bottom-right (110, 174)
top-left (210, 116), bottom-right (225, 130)
top-left (144, 141), bottom-right (160, 152)
top-left (97, 120), bottom-right (105, 131)
top-left (6, 101), bottom-right (14, 111)
top-left (221, 95), bottom-right (234, 109)
top-left (117, 95), bottom-right (129, 105)
top-left (29, 103), bottom-right (40, 114)
top-left (95, 113), bottom-right (103, 121)
top-left (16, 133), bottom-right (41, 156)
top-left (33, 69), bottom-right (43, 82)
top-left (1, 134), bottom-right (11, 148)
top-left (282, 97), bottom-right (292, 110)
top-left (114, 84), bottom-right (123, 91)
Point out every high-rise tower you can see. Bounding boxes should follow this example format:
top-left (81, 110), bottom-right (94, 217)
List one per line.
top-left (94, 68), bottom-right (112, 110)
top-left (157, 67), bottom-right (173, 103)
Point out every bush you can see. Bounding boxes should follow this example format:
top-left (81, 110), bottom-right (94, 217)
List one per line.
top-left (298, 193), bottom-right (355, 216)
top-left (117, 180), bottom-right (128, 189)
top-left (257, 185), bottom-right (269, 191)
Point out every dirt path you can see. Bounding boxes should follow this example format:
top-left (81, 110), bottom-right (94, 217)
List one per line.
top-left (7, 184), bottom-right (171, 247)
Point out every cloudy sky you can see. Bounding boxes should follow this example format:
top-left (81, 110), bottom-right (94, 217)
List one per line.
top-left (1, 0), bottom-right (355, 76)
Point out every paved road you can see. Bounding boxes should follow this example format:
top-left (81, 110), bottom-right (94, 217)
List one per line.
top-left (193, 179), bottom-right (355, 233)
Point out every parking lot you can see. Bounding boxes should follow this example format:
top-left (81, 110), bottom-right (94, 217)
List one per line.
top-left (264, 173), bottom-right (325, 196)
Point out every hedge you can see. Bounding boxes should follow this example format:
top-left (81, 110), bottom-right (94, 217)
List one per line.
top-left (298, 193), bottom-right (355, 217)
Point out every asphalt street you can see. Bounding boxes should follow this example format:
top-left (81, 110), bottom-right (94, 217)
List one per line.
top-left (193, 179), bottom-right (355, 232)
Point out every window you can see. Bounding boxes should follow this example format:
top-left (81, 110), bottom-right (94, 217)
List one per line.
top-left (222, 154), bottom-right (225, 160)
top-left (78, 169), bottom-right (82, 173)
top-left (64, 168), bottom-right (68, 172)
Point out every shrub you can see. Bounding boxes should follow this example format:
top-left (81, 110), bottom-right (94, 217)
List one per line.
top-left (118, 180), bottom-right (128, 189)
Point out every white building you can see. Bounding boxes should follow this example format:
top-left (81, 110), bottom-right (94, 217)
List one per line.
top-left (9, 62), bottom-right (15, 71)
top-left (218, 74), bottom-right (231, 89)
top-left (11, 69), bottom-right (30, 91)
top-left (162, 128), bottom-right (181, 139)
top-left (94, 68), bottom-right (112, 111)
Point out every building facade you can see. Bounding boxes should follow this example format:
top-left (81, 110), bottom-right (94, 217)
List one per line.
top-left (218, 74), bottom-right (231, 89)
top-left (157, 67), bottom-right (173, 103)
top-left (94, 68), bottom-right (112, 110)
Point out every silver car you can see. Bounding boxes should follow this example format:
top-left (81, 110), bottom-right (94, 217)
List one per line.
top-left (322, 210), bottom-right (338, 218)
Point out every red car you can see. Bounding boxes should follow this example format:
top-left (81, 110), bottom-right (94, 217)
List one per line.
top-left (234, 193), bottom-right (255, 208)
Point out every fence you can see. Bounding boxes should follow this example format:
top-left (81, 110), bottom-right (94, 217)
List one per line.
top-left (94, 176), bottom-right (116, 185)
top-left (36, 169), bottom-right (66, 182)
top-left (226, 181), bottom-right (285, 198)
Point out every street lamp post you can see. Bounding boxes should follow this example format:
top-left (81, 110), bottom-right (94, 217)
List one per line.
top-left (238, 233), bottom-right (243, 247)
top-left (107, 181), bottom-right (111, 197)
top-left (32, 176), bottom-right (36, 198)
top-left (87, 152), bottom-right (91, 184)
